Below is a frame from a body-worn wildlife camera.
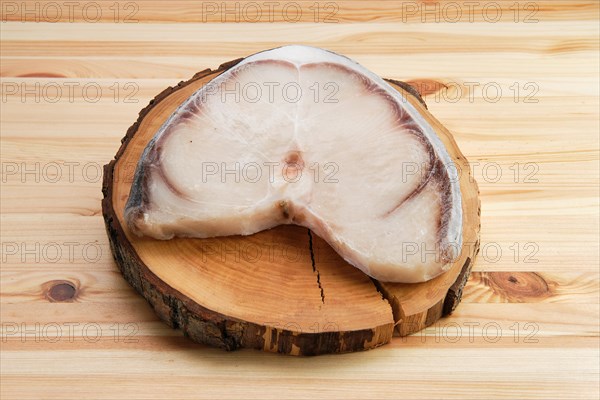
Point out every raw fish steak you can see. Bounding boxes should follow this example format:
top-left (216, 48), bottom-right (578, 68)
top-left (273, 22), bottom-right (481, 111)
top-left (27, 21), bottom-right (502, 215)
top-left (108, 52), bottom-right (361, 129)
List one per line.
top-left (125, 45), bottom-right (462, 283)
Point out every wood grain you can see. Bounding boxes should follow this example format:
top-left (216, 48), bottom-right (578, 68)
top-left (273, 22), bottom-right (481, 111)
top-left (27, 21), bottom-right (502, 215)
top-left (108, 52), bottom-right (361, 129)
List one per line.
top-left (1, 1), bottom-right (597, 23)
top-left (100, 64), bottom-right (478, 353)
top-left (1, 0), bottom-right (598, 397)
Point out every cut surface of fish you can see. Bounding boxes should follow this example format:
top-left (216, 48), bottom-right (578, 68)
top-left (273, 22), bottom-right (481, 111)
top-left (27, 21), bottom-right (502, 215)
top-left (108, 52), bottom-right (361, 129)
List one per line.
top-left (125, 45), bottom-right (462, 283)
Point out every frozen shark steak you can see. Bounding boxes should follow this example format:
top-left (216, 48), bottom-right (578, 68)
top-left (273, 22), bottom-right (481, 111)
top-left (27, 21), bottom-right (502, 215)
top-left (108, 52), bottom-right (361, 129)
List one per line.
top-left (124, 45), bottom-right (463, 283)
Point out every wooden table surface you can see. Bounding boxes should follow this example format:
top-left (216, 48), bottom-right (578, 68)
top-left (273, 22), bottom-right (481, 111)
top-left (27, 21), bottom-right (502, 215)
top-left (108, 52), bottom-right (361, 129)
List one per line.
top-left (1, 1), bottom-right (599, 399)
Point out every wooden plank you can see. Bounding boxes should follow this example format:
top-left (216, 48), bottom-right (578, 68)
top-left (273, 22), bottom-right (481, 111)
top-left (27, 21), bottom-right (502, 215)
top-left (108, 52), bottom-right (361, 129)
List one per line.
top-left (2, 34), bottom-right (599, 58)
top-left (1, 347), bottom-right (598, 400)
top-left (0, 214), bottom-right (598, 272)
top-left (1, 335), bottom-right (598, 352)
top-left (463, 272), bottom-right (600, 303)
top-left (1, 1), bottom-right (597, 24)
top-left (2, 52), bottom-right (598, 80)
top-left (5, 270), bottom-right (598, 304)
top-left (2, 20), bottom-right (599, 42)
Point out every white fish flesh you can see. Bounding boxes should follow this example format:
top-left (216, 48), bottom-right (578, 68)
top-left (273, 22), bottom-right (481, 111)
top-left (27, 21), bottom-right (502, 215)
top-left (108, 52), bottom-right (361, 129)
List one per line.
top-left (125, 45), bottom-right (462, 283)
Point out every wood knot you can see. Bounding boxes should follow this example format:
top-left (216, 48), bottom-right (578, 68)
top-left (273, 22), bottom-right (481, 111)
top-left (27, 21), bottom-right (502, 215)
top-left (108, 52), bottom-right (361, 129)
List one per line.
top-left (484, 272), bottom-right (552, 302)
top-left (405, 79), bottom-right (448, 97)
top-left (44, 280), bottom-right (79, 302)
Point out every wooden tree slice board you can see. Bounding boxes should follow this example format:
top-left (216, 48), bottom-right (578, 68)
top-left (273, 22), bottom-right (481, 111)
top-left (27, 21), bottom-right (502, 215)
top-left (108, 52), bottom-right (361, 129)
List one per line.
top-left (102, 58), bottom-right (481, 356)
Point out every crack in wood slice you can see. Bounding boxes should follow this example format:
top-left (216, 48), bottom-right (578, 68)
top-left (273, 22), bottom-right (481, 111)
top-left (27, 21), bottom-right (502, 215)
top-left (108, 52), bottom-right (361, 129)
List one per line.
top-left (102, 59), bottom-right (480, 355)
top-left (307, 230), bottom-right (325, 304)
